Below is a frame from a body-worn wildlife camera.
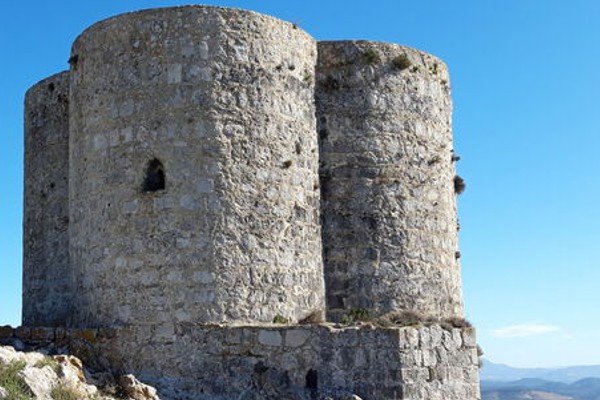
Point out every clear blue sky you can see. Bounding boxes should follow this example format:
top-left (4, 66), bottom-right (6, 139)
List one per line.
top-left (2, 0), bottom-right (600, 369)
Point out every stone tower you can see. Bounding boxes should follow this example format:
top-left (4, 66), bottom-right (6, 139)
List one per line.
top-left (23, 71), bottom-right (71, 326)
top-left (316, 41), bottom-right (463, 321)
top-left (20, 6), bottom-right (480, 400)
top-left (66, 6), bottom-right (325, 327)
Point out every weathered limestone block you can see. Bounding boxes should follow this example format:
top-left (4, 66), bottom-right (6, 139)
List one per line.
top-left (20, 365), bottom-right (58, 400)
top-left (0, 346), bottom-right (18, 364)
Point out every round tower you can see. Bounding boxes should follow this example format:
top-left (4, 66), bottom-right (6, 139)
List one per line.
top-left (316, 41), bottom-right (463, 320)
top-left (23, 71), bottom-right (72, 326)
top-left (68, 6), bottom-right (324, 327)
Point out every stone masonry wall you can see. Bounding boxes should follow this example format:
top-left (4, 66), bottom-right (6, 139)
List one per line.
top-left (23, 71), bottom-right (71, 326)
top-left (20, 6), bottom-right (478, 400)
top-left (67, 6), bottom-right (324, 327)
top-left (316, 41), bottom-right (463, 321)
top-left (0, 324), bottom-right (481, 400)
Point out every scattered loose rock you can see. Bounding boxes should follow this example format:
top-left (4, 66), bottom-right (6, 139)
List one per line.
top-left (119, 374), bottom-right (160, 400)
top-left (20, 364), bottom-right (58, 399)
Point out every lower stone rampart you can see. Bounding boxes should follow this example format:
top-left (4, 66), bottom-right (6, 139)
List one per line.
top-left (0, 324), bottom-right (480, 400)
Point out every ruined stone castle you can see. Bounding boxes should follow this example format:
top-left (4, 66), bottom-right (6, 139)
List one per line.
top-left (19, 5), bottom-right (480, 399)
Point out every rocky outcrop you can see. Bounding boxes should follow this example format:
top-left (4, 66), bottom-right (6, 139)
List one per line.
top-left (119, 375), bottom-right (159, 400)
top-left (0, 346), bottom-right (159, 400)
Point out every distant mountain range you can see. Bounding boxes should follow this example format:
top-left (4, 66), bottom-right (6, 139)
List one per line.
top-left (481, 360), bottom-right (600, 400)
top-left (481, 360), bottom-right (600, 383)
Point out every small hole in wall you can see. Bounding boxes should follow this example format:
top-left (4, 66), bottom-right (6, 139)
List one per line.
top-left (68, 54), bottom-right (79, 68)
top-left (142, 158), bottom-right (165, 192)
top-left (318, 128), bottom-right (329, 141)
top-left (47, 83), bottom-right (55, 92)
top-left (305, 369), bottom-right (318, 389)
top-left (320, 76), bottom-right (339, 91)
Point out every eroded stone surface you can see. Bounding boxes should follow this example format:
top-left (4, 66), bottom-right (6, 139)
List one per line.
top-left (316, 41), bottom-right (463, 321)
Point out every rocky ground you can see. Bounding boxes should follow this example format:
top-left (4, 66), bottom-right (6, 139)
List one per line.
top-left (0, 345), bottom-right (366, 400)
top-left (0, 346), bottom-right (159, 400)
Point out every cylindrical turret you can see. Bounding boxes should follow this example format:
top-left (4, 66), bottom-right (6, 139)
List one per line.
top-left (23, 71), bottom-right (72, 326)
top-left (68, 6), bottom-right (324, 327)
top-left (316, 41), bottom-right (463, 320)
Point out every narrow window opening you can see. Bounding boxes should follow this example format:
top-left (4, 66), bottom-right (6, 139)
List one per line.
top-left (305, 369), bottom-right (318, 389)
top-left (143, 158), bottom-right (165, 192)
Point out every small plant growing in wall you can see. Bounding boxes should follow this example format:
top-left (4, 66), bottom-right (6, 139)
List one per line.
top-left (454, 175), bottom-right (466, 195)
top-left (341, 308), bottom-right (370, 325)
top-left (440, 316), bottom-right (473, 330)
top-left (303, 70), bottom-right (313, 83)
top-left (451, 150), bottom-right (461, 162)
top-left (391, 54), bottom-right (411, 70)
top-left (429, 62), bottom-right (439, 75)
top-left (477, 345), bottom-right (485, 369)
top-left (272, 315), bottom-right (290, 324)
top-left (299, 310), bottom-right (324, 325)
top-left (363, 48), bottom-right (381, 64)
top-left (376, 310), bottom-right (428, 327)
top-left (67, 54), bottom-right (79, 69)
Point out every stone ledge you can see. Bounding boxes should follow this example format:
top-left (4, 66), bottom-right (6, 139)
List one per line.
top-left (1, 323), bottom-right (480, 400)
